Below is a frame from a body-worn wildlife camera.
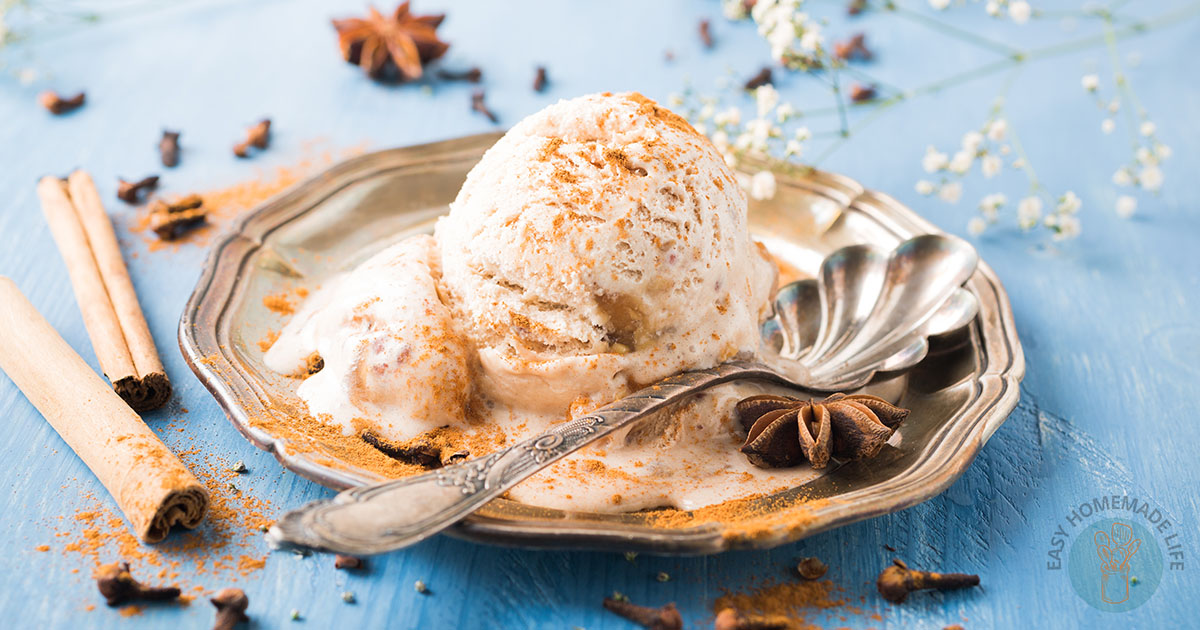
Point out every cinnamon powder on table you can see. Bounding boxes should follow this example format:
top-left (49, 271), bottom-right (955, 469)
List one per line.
top-left (128, 142), bottom-right (366, 252)
top-left (42, 417), bottom-right (273, 601)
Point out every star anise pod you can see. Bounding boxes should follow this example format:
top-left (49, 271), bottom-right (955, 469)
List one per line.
top-left (332, 2), bottom-right (450, 82)
top-left (736, 393), bottom-right (908, 469)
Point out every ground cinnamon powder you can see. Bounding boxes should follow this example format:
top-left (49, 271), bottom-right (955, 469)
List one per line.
top-left (714, 579), bottom-right (846, 626)
top-left (128, 141), bottom-right (366, 252)
top-left (43, 413), bottom-right (272, 602)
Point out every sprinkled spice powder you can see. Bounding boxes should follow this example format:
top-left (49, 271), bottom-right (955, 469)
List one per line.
top-left (712, 578), bottom-right (850, 630)
top-left (128, 142), bottom-right (366, 252)
top-left (43, 437), bottom-right (272, 595)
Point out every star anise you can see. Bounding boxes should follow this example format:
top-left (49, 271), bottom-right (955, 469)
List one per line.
top-left (332, 3), bottom-right (450, 82)
top-left (736, 393), bottom-right (908, 469)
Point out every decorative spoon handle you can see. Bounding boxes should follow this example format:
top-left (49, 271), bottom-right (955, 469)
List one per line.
top-left (267, 361), bottom-right (789, 555)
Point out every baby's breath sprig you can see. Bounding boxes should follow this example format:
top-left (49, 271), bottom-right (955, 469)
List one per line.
top-left (671, 81), bottom-right (814, 202)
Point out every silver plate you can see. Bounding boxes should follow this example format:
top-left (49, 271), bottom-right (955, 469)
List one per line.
top-left (179, 133), bottom-right (1024, 555)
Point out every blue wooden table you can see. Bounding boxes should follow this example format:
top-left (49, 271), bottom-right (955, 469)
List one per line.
top-left (1, 1), bottom-right (1196, 627)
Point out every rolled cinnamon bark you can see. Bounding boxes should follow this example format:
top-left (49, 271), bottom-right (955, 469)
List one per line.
top-left (0, 277), bottom-right (207, 542)
top-left (37, 172), bottom-right (171, 410)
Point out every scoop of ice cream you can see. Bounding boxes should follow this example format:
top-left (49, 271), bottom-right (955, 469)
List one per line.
top-left (263, 235), bottom-right (471, 442)
top-left (435, 92), bottom-right (776, 412)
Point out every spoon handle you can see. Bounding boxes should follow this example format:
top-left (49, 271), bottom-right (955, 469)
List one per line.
top-left (267, 361), bottom-right (786, 555)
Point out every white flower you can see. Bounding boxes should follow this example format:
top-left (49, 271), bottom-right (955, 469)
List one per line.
top-left (1009, 1), bottom-right (1032, 24)
top-left (1140, 121), bottom-right (1157, 137)
top-left (798, 28), bottom-right (822, 53)
top-left (749, 171), bottom-right (777, 200)
top-left (699, 103), bottom-right (716, 121)
top-left (1112, 167), bottom-right (1133, 187)
top-left (1047, 214), bottom-right (1081, 241)
top-left (1011, 158), bottom-right (1026, 169)
top-left (985, 1), bottom-right (1001, 16)
top-left (722, 0), bottom-right (750, 20)
top-left (1081, 74), bottom-right (1099, 92)
top-left (1155, 144), bottom-right (1173, 160)
top-left (1115, 195), bottom-right (1137, 218)
top-left (929, 0), bottom-right (950, 9)
top-left (1107, 99), bottom-right (1121, 113)
top-left (713, 107), bottom-right (741, 128)
top-left (961, 131), bottom-right (984, 152)
top-left (949, 150), bottom-right (974, 174)
top-left (1057, 191), bottom-right (1082, 215)
top-left (785, 140), bottom-right (804, 157)
top-left (1017, 197), bottom-right (1043, 230)
top-left (1139, 164), bottom-right (1164, 191)
top-left (968, 217), bottom-right (988, 236)
top-left (667, 93), bottom-right (685, 107)
top-left (711, 132), bottom-right (732, 158)
top-left (986, 119), bottom-right (1008, 141)
top-left (776, 102), bottom-right (796, 122)
top-left (794, 126), bottom-right (812, 142)
top-left (1101, 119), bottom-right (1115, 134)
top-left (979, 193), bottom-right (1006, 220)
top-left (17, 68), bottom-right (38, 86)
top-left (922, 146), bottom-right (949, 173)
top-left (755, 85), bottom-right (779, 118)
top-left (694, 122), bottom-right (709, 136)
top-left (981, 155), bottom-right (1002, 178)
top-left (938, 181), bottom-right (963, 203)
top-left (1135, 146), bottom-right (1155, 165)
top-left (915, 180), bottom-right (936, 195)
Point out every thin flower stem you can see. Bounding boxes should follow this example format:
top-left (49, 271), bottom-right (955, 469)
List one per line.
top-left (829, 65), bottom-right (851, 137)
top-left (1100, 14), bottom-right (1146, 150)
top-left (838, 64), bottom-right (905, 97)
top-left (887, 3), bottom-right (1023, 58)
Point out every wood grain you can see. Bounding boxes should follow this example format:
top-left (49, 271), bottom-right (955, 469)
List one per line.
top-left (0, 0), bottom-right (1195, 628)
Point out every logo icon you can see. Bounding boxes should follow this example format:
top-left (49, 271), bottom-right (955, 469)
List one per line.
top-left (1092, 522), bottom-right (1141, 604)
top-left (1068, 518), bottom-right (1163, 612)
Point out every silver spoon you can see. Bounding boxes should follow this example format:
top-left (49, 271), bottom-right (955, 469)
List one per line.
top-left (267, 233), bottom-right (978, 555)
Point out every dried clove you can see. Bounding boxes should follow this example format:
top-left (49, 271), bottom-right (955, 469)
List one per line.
top-left (743, 67), bottom-right (773, 91)
top-left (471, 89), bottom-right (499, 123)
top-left (850, 83), bottom-right (877, 103)
top-left (39, 91), bottom-right (86, 115)
top-left (876, 559), bottom-right (980, 603)
top-left (436, 67), bottom-right (483, 83)
top-left (533, 66), bottom-right (548, 92)
top-left (233, 119), bottom-right (271, 158)
top-left (834, 33), bottom-right (872, 61)
top-left (602, 596), bottom-right (683, 630)
top-left (714, 608), bottom-right (789, 630)
top-left (699, 19), bottom-right (714, 48)
top-left (160, 130), bottom-right (181, 168)
top-left (149, 194), bottom-right (207, 240)
top-left (848, 0), bottom-right (867, 15)
top-left (796, 556), bottom-right (828, 580)
top-left (116, 176), bottom-right (160, 204)
top-left (95, 562), bottom-right (180, 607)
top-left (210, 587), bottom-right (249, 630)
top-left (334, 554), bottom-right (365, 570)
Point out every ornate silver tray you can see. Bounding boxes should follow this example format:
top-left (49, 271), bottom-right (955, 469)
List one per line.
top-left (180, 133), bottom-right (1024, 555)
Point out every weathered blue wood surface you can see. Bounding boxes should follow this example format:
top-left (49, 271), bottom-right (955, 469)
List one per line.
top-left (0, 1), bottom-right (1196, 628)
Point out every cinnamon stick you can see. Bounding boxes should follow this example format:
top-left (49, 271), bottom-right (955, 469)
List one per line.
top-left (0, 278), bottom-right (208, 542)
top-left (37, 172), bottom-right (171, 410)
